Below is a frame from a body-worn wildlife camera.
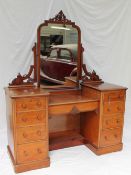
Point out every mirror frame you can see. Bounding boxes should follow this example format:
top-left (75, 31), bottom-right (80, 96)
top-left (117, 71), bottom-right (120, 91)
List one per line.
top-left (37, 10), bottom-right (83, 87)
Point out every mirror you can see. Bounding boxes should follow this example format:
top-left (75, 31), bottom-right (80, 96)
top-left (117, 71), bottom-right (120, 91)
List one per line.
top-left (37, 11), bottom-right (82, 87)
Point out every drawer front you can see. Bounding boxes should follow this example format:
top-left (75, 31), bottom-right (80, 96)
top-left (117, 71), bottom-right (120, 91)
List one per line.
top-left (17, 141), bottom-right (48, 163)
top-left (16, 97), bottom-right (46, 111)
top-left (100, 128), bottom-right (122, 147)
top-left (17, 125), bottom-right (47, 144)
top-left (103, 91), bottom-right (125, 102)
top-left (103, 116), bottom-right (123, 129)
top-left (16, 111), bottom-right (46, 126)
top-left (103, 101), bottom-right (124, 114)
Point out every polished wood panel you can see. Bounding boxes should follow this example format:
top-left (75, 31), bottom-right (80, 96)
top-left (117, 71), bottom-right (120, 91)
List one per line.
top-left (17, 125), bottom-right (47, 144)
top-left (17, 141), bottom-right (48, 164)
top-left (16, 97), bottom-right (46, 111)
top-left (49, 101), bottom-right (99, 115)
top-left (103, 101), bottom-right (124, 114)
top-left (103, 90), bottom-right (125, 101)
top-left (102, 115), bottom-right (123, 129)
top-left (49, 130), bottom-right (84, 151)
top-left (49, 114), bottom-right (80, 133)
top-left (5, 87), bottom-right (50, 173)
top-left (80, 111), bottom-right (100, 147)
top-left (5, 82), bottom-right (127, 173)
top-left (100, 128), bottom-right (122, 147)
top-left (16, 111), bottom-right (46, 127)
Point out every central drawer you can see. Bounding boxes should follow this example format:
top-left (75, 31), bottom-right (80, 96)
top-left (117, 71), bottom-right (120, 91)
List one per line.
top-left (17, 125), bottom-right (47, 144)
top-left (17, 141), bottom-right (48, 164)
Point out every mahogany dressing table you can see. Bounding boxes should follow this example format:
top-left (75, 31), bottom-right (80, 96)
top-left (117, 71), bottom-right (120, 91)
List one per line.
top-left (5, 11), bottom-right (127, 173)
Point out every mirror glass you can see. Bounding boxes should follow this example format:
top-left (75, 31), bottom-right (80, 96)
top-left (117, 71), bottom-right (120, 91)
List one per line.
top-left (40, 23), bottom-right (78, 85)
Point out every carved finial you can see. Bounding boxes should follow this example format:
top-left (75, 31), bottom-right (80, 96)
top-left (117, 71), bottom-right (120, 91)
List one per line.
top-left (49, 10), bottom-right (71, 23)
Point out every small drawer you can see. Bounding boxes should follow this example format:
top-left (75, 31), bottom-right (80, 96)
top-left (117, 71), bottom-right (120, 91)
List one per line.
top-left (16, 97), bottom-right (46, 111)
top-left (103, 101), bottom-right (124, 114)
top-left (17, 141), bottom-right (48, 163)
top-left (16, 111), bottom-right (46, 127)
top-left (103, 116), bottom-right (123, 129)
top-left (17, 125), bottom-right (47, 144)
top-left (100, 128), bottom-right (122, 147)
top-left (103, 91), bottom-right (125, 102)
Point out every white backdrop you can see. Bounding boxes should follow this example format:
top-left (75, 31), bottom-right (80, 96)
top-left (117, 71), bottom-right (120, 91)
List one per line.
top-left (0, 0), bottom-right (131, 131)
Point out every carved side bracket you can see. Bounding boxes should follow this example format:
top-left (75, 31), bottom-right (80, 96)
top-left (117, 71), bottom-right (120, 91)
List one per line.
top-left (9, 65), bottom-right (35, 86)
top-left (81, 64), bottom-right (103, 84)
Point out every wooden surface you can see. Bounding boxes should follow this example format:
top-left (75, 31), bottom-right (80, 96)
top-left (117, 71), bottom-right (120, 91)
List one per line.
top-left (5, 87), bottom-right (50, 173)
top-left (5, 82), bottom-right (127, 173)
top-left (81, 82), bottom-right (127, 91)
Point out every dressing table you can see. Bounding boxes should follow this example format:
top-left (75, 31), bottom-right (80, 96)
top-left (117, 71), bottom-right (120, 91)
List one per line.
top-left (5, 11), bottom-right (127, 173)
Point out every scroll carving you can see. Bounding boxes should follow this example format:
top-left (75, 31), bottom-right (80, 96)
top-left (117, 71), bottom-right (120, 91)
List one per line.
top-left (82, 64), bottom-right (103, 84)
top-left (9, 65), bottom-right (35, 86)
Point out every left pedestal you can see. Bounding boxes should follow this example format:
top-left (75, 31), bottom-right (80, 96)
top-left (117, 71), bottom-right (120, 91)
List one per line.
top-left (5, 87), bottom-right (50, 173)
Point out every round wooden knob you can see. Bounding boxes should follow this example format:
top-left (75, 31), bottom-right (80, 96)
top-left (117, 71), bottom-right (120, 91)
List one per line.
top-left (37, 130), bottom-right (41, 136)
top-left (23, 133), bottom-right (27, 138)
top-left (116, 119), bottom-right (120, 124)
top-left (107, 108), bottom-right (110, 112)
top-left (37, 148), bottom-right (42, 154)
top-left (22, 117), bottom-right (27, 122)
top-left (104, 136), bottom-right (108, 140)
top-left (117, 106), bottom-right (121, 111)
top-left (37, 115), bottom-right (41, 121)
top-left (106, 121), bottom-right (109, 125)
top-left (118, 95), bottom-right (121, 99)
top-left (37, 102), bottom-right (41, 106)
top-left (114, 134), bottom-right (118, 138)
top-left (21, 104), bottom-right (27, 109)
top-left (24, 151), bottom-right (28, 156)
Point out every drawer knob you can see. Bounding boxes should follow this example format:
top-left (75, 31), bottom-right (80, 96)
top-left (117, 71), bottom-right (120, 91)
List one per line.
top-left (117, 106), bottom-right (121, 111)
top-left (37, 115), bottom-right (41, 121)
top-left (37, 148), bottom-right (42, 154)
top-left (24, 151), bottom-right (28, 157)
top-left (116, 119), bottom-right (120, 124)
top-left (37, 102), bottom-right (41, 106)
top-left (107, 108), bottom-right (110, 112)
top-left (37, 130), bottom-right (41, 136)
top-left (22, 117), bottom-right (27, 122)
top-left (104, 136), bottom-right (108, 140)
top-left (118, 95), bottom-right (121, 99)
top-left (106, 121), bottom-right (109, 125)
top-left (23, 133), bottom-right (27, 138)
top-left (21, 104), bottom-right (27, 109)
top-left (114, 134), bottom-right (118, 138)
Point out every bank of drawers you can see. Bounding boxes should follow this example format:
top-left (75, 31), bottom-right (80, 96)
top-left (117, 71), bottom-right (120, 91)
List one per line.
top-left (100, 90), bottom-right (125, 147)
top-left (15, 97), bottom-right (48, 164)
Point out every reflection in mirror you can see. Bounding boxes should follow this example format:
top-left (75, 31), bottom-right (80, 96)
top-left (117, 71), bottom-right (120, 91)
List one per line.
top-left (40, 23), bottom-right (78, 86)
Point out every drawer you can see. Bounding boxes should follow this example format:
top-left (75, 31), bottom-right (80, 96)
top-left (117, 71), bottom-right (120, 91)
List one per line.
top-left (16, 111), bottom-right (46, 127)
top-left (103, 101), bottom-right (124, 114)
top-left (17, 141), bottom-right (48, 163)
top-left (17, 125), bottom-right (47, 144)
top-left (16, 97), bottom-right (46, 111)
top-left (103, 116), bottom-right (123, 129)
top-left (100, 128), bottom-right (122, 147)
top-left (103, 91), bottom-right (125, 102)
